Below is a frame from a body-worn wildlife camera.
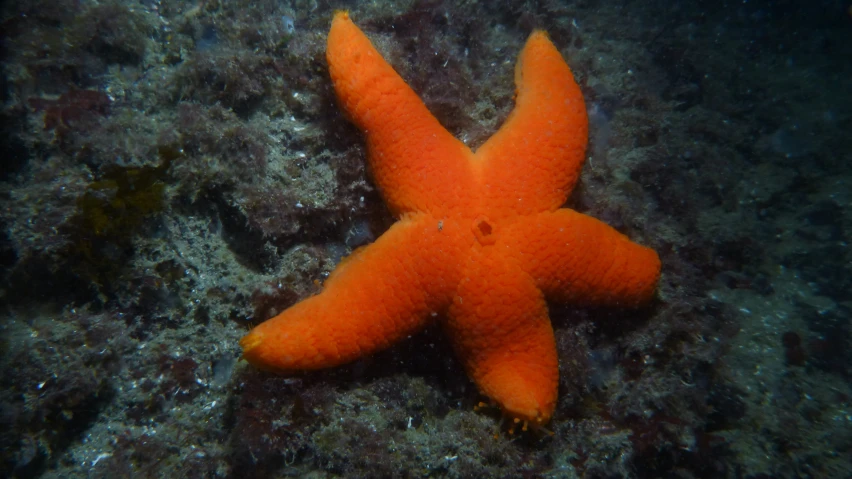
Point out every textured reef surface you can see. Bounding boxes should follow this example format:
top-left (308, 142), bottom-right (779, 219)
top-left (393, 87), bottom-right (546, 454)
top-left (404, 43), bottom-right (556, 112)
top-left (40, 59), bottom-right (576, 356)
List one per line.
top-left (1, 0), bottom-right (850, 478)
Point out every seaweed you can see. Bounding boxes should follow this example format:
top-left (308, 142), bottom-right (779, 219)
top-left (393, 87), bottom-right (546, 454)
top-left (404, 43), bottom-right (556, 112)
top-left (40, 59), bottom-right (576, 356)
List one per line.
top-left (28, 89), bottom-right (111, 134)
top-left (61, 150), bottom-right (175, 295)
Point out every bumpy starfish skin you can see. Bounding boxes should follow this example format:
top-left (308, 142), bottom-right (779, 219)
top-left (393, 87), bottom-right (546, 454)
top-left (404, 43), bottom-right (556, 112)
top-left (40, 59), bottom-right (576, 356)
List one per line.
top-left (240, 12), bottom-right (661, 424)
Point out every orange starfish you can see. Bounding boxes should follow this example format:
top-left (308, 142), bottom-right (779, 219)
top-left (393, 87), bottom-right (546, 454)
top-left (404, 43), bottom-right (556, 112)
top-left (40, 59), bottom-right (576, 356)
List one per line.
top-left (240, 12), bottom-right (661, 426)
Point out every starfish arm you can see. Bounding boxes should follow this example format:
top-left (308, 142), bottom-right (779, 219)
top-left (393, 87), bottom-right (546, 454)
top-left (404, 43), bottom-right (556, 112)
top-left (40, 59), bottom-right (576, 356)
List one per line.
top-left (327, 12), bottom-right (474, 217)
top-left (240, 214), bottom-right (462, 371)
top-left (445, 249), bottom-right (559, 424)
top-left (476, 31), bottom-right (588, 217)
top-left (503, 210), bottom-right (661, 306)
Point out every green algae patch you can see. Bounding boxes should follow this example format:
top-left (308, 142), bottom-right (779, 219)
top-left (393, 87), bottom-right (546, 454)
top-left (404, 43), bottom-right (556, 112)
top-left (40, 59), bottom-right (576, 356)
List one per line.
top-left (74, 155), bottom-right (172, 240)
top-left (75, 164), bottom-right (167, 238)
top-left (66, 151), bottom-right (177, 293)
